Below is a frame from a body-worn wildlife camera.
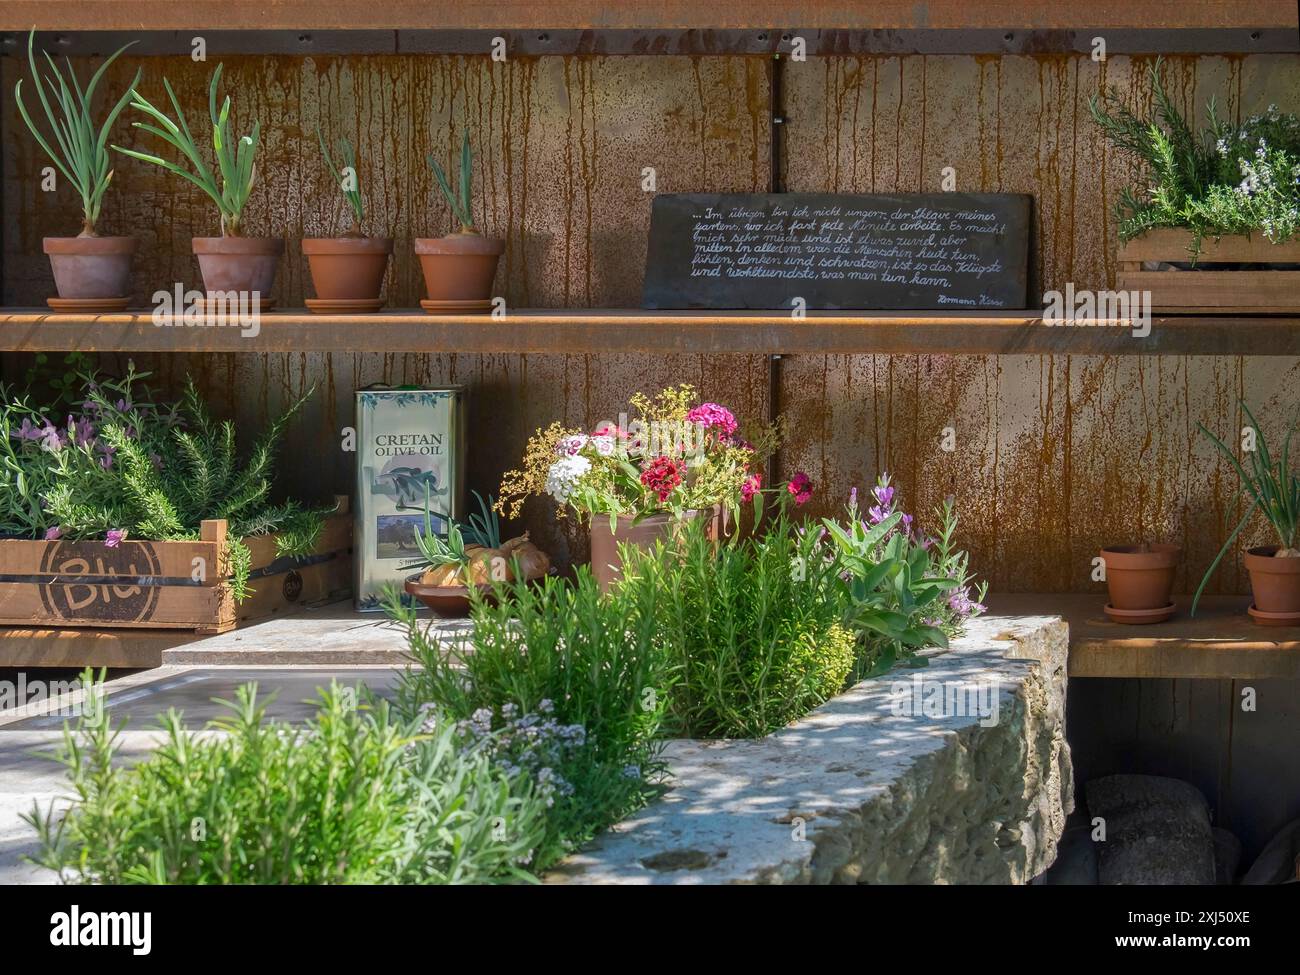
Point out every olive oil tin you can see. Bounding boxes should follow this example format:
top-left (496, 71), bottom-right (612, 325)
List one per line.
top-left (354, 386), bottom-right (466, 611)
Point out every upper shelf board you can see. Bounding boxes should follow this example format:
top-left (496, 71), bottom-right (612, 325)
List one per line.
top-left (3, 308), bottom-right (1300, 355)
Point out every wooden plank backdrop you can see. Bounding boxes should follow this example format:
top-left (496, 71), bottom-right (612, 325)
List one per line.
top-left (3, 52), bottom-right (1300, 591)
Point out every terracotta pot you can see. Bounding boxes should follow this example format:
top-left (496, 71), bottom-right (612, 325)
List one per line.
top-left (589, 509), bottom-right (710, 593)
top-left (43, 236), bottom-right (136, 299)
top-left (302, 236), bottom-right (392, 301)
top-left (1244, 546), bottom-right (1300, 623)
top-left (192, 236), bottom-right (284, 303)
top-left (1101, 544), bottom-right (1181, 614)
top-left (414, 232), bottom-right (504, 304)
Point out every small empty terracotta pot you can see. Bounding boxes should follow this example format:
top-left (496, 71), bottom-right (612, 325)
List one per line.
top-left (302, 236), bottom-right (393, 309)
top-left (414, 232), bottom-right (504, 313)
top-left (192, 236), bottom-right (284, 309)
top-left (43, 236), bottom-right (136, 307)
top-left (1244, 546), bottom-right (1300, 624)
top-left (1101, 543), bottom-right (1181, 623)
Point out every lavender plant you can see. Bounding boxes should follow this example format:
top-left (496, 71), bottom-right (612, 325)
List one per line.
top-left (1, 366), bottom-right (327, 600)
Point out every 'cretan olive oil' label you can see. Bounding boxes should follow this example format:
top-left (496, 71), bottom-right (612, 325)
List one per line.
top-left (354, 387), bottom-right (465, 611)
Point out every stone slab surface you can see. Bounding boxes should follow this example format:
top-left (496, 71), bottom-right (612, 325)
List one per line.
top-left (549, 614), bottom-right (1072, 884)
top-left (160, 601), bottom-right (471, 665)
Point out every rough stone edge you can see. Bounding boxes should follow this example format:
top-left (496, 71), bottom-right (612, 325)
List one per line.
top-left (547, 613), bottom-right (1071, 885)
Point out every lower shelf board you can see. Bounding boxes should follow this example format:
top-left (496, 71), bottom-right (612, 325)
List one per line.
top-left (6, 592), bottom-right (1295, 680)
top-left (989, 592), bottom-right (1300, 680)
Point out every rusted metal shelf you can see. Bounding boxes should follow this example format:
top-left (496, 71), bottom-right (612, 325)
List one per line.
top-left (2, 1), bottom-right (1293, 33)
top-left (990, 593), bottom-right (1300, 680)
top-left (2, 308), bottom-right (1299, 355)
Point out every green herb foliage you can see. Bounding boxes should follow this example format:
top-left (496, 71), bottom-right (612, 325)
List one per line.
top-left (316, 127), bottom-right (364, 230)
top-left (428, 129), bottom-right (476, 232)
top-left (387, 568), bottom-right (668, 858)
top-left (114, 64), bottom-right (260, 236)
top-left (25, 679), bottom-right (550, 884)
top-left (1193, 401), bottom-right (1300, 614)
top-left (13, 30), bottom-right (140, 235)
top-left (1090, 57), bottom-right (1300, 250)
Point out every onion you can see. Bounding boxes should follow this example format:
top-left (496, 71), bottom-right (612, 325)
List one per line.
top-left (465, 547), bottom-right (513, 585)
top-left (501, 532), bottom-right (551, 580)
top-left (420, 564), bottom-right (462, 587)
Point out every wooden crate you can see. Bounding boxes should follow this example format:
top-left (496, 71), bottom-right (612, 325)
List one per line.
top-left (1117, 229), bottom-right (1300, 313)
top-left (0, 501), bottom-right (352, 634)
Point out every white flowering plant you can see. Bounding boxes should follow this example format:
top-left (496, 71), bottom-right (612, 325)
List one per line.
top-left (1089, 58), bottom-right (1300, 253)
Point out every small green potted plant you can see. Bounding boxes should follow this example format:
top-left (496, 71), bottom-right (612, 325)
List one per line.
top-left (13, 30), bottom-right (140, 311)
top-left (415, 130), bottom-right (504, 315)
top-left (114, 64), bottom-right (283, 310)
top-left (302, 129), bottom-right (393, 313)
top-left (1193, 401), bottom-right (1300, 625)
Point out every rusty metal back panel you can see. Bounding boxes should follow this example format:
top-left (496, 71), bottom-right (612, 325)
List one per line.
top-left (4, 51), bottom-right (1299, 591)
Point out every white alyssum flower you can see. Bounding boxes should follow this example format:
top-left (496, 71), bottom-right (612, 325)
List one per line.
top-left (545, 454), bottom-right (591, 503)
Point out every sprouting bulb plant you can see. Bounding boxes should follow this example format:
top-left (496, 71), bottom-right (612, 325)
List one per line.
top-left (1192, 401), bottom-right (1300, 615)
top-left (316, 127), bottom-right (363, 234)
top-left (113, 64), bottom-right (260, 236)
top-left (428, 129), bottom-right (476, 234)
top-left (13, 30), bottom-right (140, 237)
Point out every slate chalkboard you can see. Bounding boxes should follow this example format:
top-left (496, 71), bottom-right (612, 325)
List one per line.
top-left (641, 192), bottom-right (1031, 310)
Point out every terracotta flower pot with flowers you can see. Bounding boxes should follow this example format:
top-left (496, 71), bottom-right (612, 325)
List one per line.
top-left (14, 30), bottom-right (141, 311)
top-left (1101, 543), bottom-right (1181, 624)
top-left (416, 131), bottom-right (504, 314)
top-left (1194, 400), bottom-right (1300, 625)
top-left (496, 384), bottom-right (785, 592)
top-left (115, 64), bottom-right (283, 311)
top-left (302, 128), bottom-right (392, 313)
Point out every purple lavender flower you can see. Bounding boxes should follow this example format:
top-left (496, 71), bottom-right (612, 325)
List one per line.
top-left (11, 418), bottom-right (45, 442)
top-left (44, 526), bottom-right (62, 541)
top-left (872, 483), bottom-right (895, 508)
top-left (38, 423), bottom-right (64, 452)
top-left (104, 528), bottom-right (127, 548)
top-left (947, 587), bottom-right (987, 618)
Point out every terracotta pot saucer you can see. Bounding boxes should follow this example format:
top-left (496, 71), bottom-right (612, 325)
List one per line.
top-left (305, 297), bottom-right (385, 314)
top-left (192, 294), bottom-right (274, 313)
top-left (1246, 604), bottom-right (1300, 626)
top-left (46, 296), bottom-right (131, 313)
top-left (1104, 602), bottom-right (1176, 625)
top-left (420, 298), bottom-right (494, 315)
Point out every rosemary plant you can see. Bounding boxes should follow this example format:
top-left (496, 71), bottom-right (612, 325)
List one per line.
top-left (13, 30), bottom-right (140, 236)
top-left (113, 64), bottom-right (260, 236)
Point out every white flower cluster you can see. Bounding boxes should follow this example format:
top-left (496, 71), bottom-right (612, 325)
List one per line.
top-left (546, 454), bottom-right (591, 503)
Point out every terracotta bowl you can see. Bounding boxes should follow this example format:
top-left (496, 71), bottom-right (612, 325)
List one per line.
top-left (403, 577), bottom-right (498, 618)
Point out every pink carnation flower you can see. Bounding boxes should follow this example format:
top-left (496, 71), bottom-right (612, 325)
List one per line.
top-left (786, 471), bottom-right (814, 506)
top-left (686, 403), bottom-right (738, 438)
